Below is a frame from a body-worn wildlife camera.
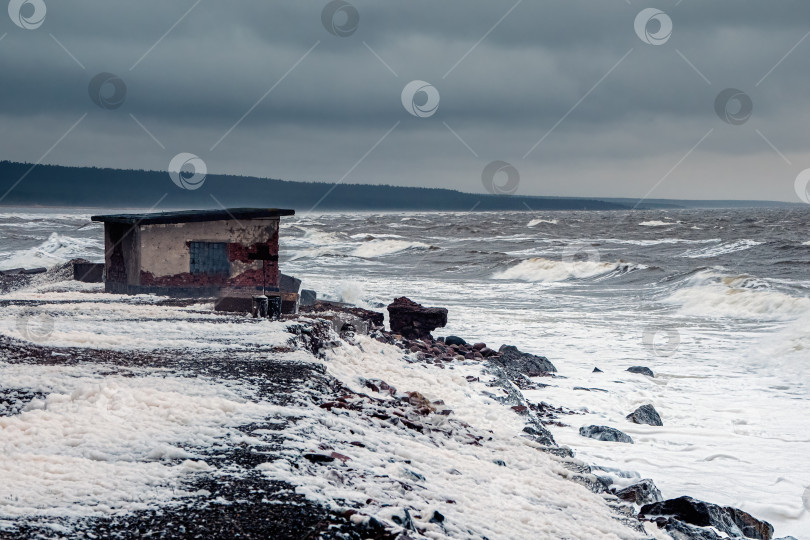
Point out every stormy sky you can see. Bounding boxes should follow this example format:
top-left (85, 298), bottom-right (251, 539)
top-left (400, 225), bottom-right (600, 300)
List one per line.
top-left (2, 1), bottom-right (810, 202)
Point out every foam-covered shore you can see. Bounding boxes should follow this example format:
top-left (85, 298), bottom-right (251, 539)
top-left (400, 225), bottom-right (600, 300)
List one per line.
top-left (0, 273), bottom-right (684, 539)
top-left (0, 273), bottom-right (793, 539)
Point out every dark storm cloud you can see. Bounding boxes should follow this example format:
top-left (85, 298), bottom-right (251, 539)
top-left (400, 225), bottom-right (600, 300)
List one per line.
top-left (1, 0), bottom-right (810, 201)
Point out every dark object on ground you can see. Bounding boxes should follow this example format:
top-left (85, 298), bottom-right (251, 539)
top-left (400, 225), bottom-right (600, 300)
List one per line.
top-left (429, 511), bottom-right (445, 524)
top-left (252, 295), bottom-right (269, 318)
top-left (640, 496), bottom-right (774, 540)
top-left (268, 295), bottom-right (282, 319)
top-left (387, 297), bottom-right (448, 339)
top-left (613, 479), bottom-right (663, 506)
top-left (280, 274), bottom-right (301, 293)
top-left (216, 291), bottom-right (298, 315)
top-left (593, 367), bottom-right (603, 373)
top-left (627, 404), bottom-right (663, 426)
top-left (391, 508), bottom-right (417, 532)
top-left (300, 289), bottom-right (317, 306)
top-left (444, 335), bottom-right (467, 346)
top-left (579, 425), bottom-right (633, 444)
top-left (627, 366), bottom-right (655, 377)
top-left (73, 262), bottom-right (104, 283)
top-left (304, 453), bottom-right (335, 464)
top-left (493, 345), bottom-right (557, 377)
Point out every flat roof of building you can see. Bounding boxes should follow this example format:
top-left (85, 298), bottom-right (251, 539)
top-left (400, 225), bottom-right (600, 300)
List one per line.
top-left (91, 208), bottom-right (295, 225)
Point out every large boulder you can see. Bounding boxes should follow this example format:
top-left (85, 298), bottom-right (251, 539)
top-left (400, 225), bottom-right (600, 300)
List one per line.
top-left (579, 425), bottom-right (633, 444)
top-left (640, 496), bottom-right (774, 540)
top-left (494, 345), bottom-right (557, 376)
top-left (627, 404), bottom-right (663, 426)
top-left (613, 479), bottom-right (663, 506)
top-left (387, 297), bottom-right (448, 340)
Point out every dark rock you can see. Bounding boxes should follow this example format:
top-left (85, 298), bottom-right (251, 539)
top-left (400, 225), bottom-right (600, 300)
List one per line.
top-left (387, 297), bottom-right (448, 340)
top-left (492, 345), bottom-right (557, 377)
top-left (362, 378), bottom-right (397, 396)
top-left (300, 289), bottom-right (317, 306)
top-left (391, 508), bottom-right (417, 532)
top-left (361, 516), bottom-right (391, 537)
top-left (613, 479), bottom-right (663, 506)
top-left (493, 459), bottom-right (507, 467)
top-left (627, 404), bottom-right (663, 426)
top-left (444, 335), bottom-right (467, 346)
top-left (472, 342), bottom-right (486, 350)
top-left (303, 453), bottom-right (336, 463)
top-left (429, 511), bottom-right (445, 524)
top-left (287, 321), bottom-right (340, 358)
top-left (593, 367), bottom-right (603, 373)
top-left (627, 366), bottom-right (654, 377)
top-left (664, 519), bottom-right (723, 540)
top-left (579, 425), bottom-right (633, 444)
top-left (522, 425), bottom-right (546, 437)
top-left (640, 496), bottom-right (774, 540)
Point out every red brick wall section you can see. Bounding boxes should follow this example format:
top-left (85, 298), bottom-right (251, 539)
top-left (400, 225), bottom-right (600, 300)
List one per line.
top-left (141, 234), bottom-right (280, 288)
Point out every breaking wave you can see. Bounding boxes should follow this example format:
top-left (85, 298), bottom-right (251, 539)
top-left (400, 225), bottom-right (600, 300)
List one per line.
top-left (352, 239), bottom-right (433, 258)
top-left (639, 220), bottom-right (676, 227)
top-left (527, 218), bottom-right (558, 227)
top-left (492, 257), bottom-right (644, 282)
top-left (680, 239), bottom-right (763, 259)
top-left (665, 271), bottom-right (810, 320)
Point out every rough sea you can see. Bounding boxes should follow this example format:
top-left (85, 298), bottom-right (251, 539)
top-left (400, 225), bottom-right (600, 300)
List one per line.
top-left (1, 206), bottom-right (809, 537)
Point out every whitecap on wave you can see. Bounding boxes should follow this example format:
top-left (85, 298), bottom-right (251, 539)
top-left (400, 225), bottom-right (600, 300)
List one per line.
top-left (527, 218), bottom-right (558, 227)
top-left (353, 239), bottom-right (432, 258)
top-left (680, 239), bottom-right (762, 258)
top-left (639, 220), bottom-right (676, 227)
top-left (492, 257), bottom-right (643, 282)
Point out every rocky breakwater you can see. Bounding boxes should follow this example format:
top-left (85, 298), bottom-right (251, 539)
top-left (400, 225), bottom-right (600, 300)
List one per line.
top-left (305, 296), bottom-right (784, 540)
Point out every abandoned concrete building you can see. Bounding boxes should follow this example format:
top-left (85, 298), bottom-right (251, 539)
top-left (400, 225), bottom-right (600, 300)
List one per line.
top-left (90, 208), bottom-right (300, 311)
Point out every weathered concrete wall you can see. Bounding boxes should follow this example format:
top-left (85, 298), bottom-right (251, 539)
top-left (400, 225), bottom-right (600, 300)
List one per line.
top-left (103, 223), bottom-right (140, 293)
top-left (136, 218), bottom-right (280, 291)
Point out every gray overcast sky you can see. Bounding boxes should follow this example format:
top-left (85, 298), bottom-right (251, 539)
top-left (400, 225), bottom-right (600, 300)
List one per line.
top-left (2, 1), bottom-right (810, 201)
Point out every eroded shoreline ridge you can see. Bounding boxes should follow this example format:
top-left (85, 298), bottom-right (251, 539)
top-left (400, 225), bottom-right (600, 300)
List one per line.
top-left (0, 263), bottom-right (788, 540)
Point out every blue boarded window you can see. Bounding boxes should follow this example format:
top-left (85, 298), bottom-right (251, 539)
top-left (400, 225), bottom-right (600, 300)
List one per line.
top-left (189, 242), bottom-right (230, 275)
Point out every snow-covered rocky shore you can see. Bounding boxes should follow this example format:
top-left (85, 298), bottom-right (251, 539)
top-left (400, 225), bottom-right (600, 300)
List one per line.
top-left (0, 269), bottom-right (787, 539)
